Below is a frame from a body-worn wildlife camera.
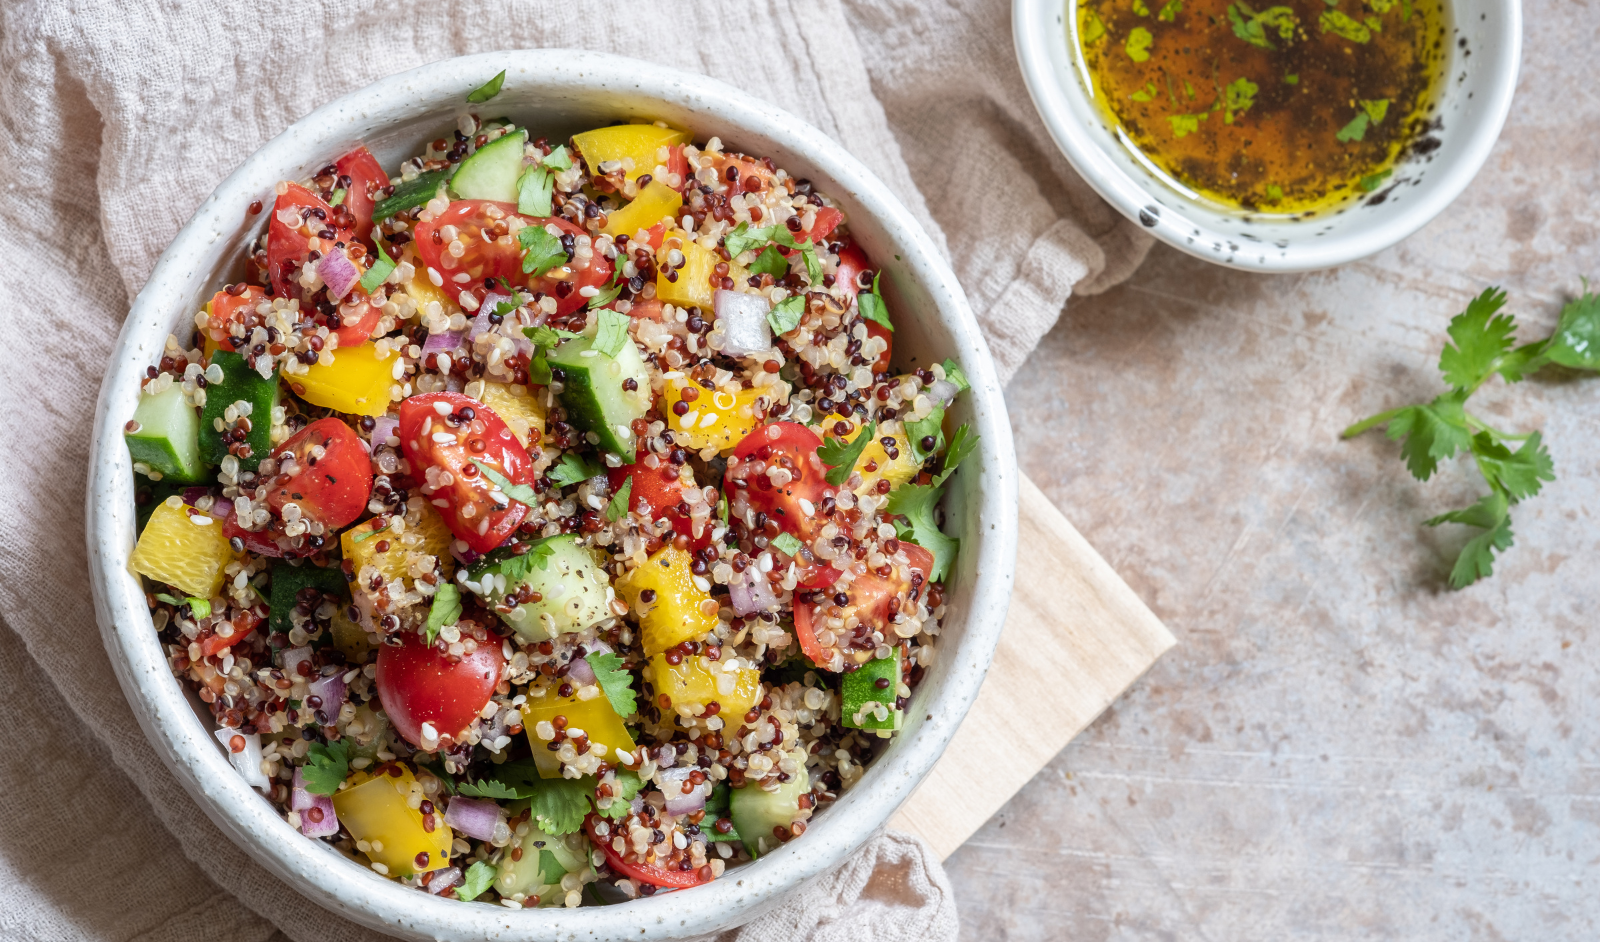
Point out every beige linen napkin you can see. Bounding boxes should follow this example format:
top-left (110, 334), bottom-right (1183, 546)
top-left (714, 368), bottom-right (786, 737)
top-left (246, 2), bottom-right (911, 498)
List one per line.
top-left (0, 0), bottom-right (1144, 939)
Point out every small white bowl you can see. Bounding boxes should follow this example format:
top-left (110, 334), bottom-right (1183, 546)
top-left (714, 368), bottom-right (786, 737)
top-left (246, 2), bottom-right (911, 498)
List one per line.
top-left (85, 50), bottom-right (1018, 941)
top-left (1013, 0), bottom-right (1521, 271)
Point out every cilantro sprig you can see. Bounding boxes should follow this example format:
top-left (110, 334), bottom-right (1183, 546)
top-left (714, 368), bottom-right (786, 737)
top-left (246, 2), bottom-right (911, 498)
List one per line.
top-left (884, 423), bottom-right (978, 582)
top-left (471, 460), bottom-right (539, 508)
top-left (605, 477), bottom-right (633, 522)
top-left (547, 451), bottom-right (606, 488)
top-left (467, 70), bottom-right (506, 103)
top-left (517, 145), bottom-right (574, 217)
top-left (518, 224), bottom-right (568, 277)
top-left (585, 652), bottom-right (639, 717)
top-left (457, 860), bottom-right (497, 901)
top-left (818, 421), bottom-right (877, 486)
top-left (724, 222), bottom-right (822, 282)
top-left (300, 740), bottom-right (349, 796)
top-left (424, 583), bottom-right (462, 646)
top-left (856, 271), bottom-right (893, 331)
top-left (1344, 284), bottom-right (1599, 587)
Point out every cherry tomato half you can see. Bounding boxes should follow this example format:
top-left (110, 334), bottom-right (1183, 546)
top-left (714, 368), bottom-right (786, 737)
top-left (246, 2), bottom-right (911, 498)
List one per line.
top-left (807, 206), bottom-right (843, 244)
top-left (833, 241), bottom-right (890, 372)
top-left (264, 418), bottom-right (374, 530)
top-left (412, 200), bottom-right (613, 316)
top-left (203, 285), bottom-right (268, 353)
top-left (725, 422), bottom-right (829, 544)
top-left (607, 461), bottom-right (712, 552)
top-left (793, 543), bottom-right (932, 667)
top-left (333, 144), bottom-right (391, 243)
top-left (584, 815), bottom-right (711, 888)
top-left (375, 630), bottom-right (505, 749)
top-left (398, 392), bottom-right (533, 555)
top-left (267, 183), bottom-right (350, 300)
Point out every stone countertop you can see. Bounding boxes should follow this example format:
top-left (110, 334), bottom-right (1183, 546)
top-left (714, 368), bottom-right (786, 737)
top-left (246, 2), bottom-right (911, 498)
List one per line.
top-left (947, 1), bottom-right (1600, 937)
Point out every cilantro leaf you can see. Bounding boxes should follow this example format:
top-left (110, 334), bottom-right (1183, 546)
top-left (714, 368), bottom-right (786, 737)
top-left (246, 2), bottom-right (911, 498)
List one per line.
top-left (595, 770), bottom-right (645, 820)
top-left (524, 325), bottom-right (578, 348)
top-left (467, 70), bottom-right (506, 103)
top-left (328, 188), bottom-right (347, 207)
top-left (886, 482), bottom-right (959, 581)
top-left (518, 224), bottom-right (567, 277)
top-left (1539, 287), bottom-right (1600, 371)
top-left (749, 245), bottom-right (788, 278)
top-left (471, 460), bottom-right (539, 507)
top-left (606, 477), bottom-right (632, 522)
top-left (300, 740), bottom-right (349, 796)
top-left (768, 294), bottom-right (805, 336)
top-left (537, 849), bottom-right (567, 885)
top-left (457, 860), bottom-right (497, 901)
top-left (818, 421), bottom-right (876, 486)
top-left (724, 222), bottom-right (775, 257)
top-left (528, 776), bottom-right (592, 835)
top-left (935, 424), bottom-right (977, 485)
top-left (455, 778), bottom-right (529, 800)
top-left (162, 594), bottom-right (211, 617)
top-left (703, 782), bottom-right (743, 842)
top-left (1438, 287), bottom-right (1515, 389)
top-left (1224, 77), bottom-right (1258, 123)
top-left (770, 531), bottom-right (803, 557)
top-left (585, 652), bottom-right (638, 717)
top-left (717, 491), bottom-right (730, 526)
top-left (1378, 393), bottom-right (1472, 481)
top-left (1336, 112), bottom-right (1370, 142)
top-left (547, 451), bottom-right (606, 488)
top-left (941, 359), bottom-right (970, 392)
top-left (1125, 26), bottom-right (1153, 61)
top-left (425, 583), bottom-right (462, 645)
top-left (904, 407), bottom-right (946, 464)
top-left (1471, 431), bottom-right (1554, 501)
top-left (587, 280), bottom-right (624, 310)
top-left (154, 592), bottom-right (184, 607)
top-left (1424, 490), bottom-right (1514, 588)
top-left (1320, 9), bottom-right (1372, 41)
top-left (857, 271), bottom-right (893, 331)
top-left (359, 240), bottom-right (397, 295)
top-left (591, 308), bottom-right (631, 358)
top-left (517, 165), bottom-right (555, 217)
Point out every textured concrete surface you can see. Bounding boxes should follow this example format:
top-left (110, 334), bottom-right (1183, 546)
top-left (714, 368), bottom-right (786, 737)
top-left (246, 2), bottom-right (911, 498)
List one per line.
top-left (946, 0), bottom-right (1600, 937)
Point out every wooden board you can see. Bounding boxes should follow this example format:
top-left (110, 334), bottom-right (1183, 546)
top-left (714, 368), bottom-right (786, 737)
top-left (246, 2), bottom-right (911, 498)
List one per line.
top-left (889, 473), bottom-right (1176, 859)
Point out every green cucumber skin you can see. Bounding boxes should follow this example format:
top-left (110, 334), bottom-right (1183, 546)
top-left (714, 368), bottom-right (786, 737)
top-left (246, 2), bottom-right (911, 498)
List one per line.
top-left (729, 772), bottom-right (810, 858)
top-left (475, 534), bottom-right (611, 642)
top-left (371, 168), bottom-right (451, 222)
top-left (547, 336), bottom-right (651, 461)
top-left (840, 648), bottom-right (903, 731)
top-left (199, 351), bottom-right (279, 471)
top-left (449, 128), bottom-right (528, 203)
top-left (125, 381), bottom-right (207, 482)
top-left (267, 561), bottom-right (348, 634)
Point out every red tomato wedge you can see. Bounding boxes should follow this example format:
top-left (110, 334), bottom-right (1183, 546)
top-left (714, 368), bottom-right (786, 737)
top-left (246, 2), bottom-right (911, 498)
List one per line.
top-left (264, 418), bottom-right (374, 530)
top-left (333, 145), bottom-right (391, 242)
top-left (411, 200), bottom-right (613, 316)
top-left (607, 462), bottom-right (712, 551)
top-left (202, 285), bottom-right (268, 353)
top-left (725, 422), bottom-right (829, 543)
top-left (267, 183), bottom-right (350, 300)
top-left (584, 816), bottom-right (711, 888)
top-left (198, 609), bottom-right (262, 659)
top-left (834, 241), bottom-right (890, 371)
top-left (664, 145), bottom-right (690, 192)
top-left (375, 630), bottom-right (505, 750)
top-left (398, 392), bottom-right (533, 555)
top-left (806, 206), bottom-right (843, 244)
top-left (793, 543), bottom-right (932, 667)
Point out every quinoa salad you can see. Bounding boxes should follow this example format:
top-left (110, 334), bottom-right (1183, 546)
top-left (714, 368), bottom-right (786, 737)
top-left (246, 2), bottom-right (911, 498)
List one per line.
top-left (123, 70), bottom-right (976, 907)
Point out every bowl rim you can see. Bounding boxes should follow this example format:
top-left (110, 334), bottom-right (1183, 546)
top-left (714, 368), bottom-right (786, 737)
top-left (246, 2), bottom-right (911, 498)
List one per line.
top-left (85, 49), bottom-right (1018, 940)
top-left (1010, 0), bottom-right (1523, 272)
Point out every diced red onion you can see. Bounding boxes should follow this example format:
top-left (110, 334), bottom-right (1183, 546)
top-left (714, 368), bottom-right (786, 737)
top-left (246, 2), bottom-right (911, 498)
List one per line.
top-left (713, 290), bottom-right (772, 356)
top-left (317, 248), bottom-right (362, 300)
top-left (282, 646), bottom-right (313, 679)
top-left (180, 488), bottom-right (233, 521)
top-left (422, 328), bottom-right (465, 359)
top-left (467, 292), bottom-right (534, 357)
top-left (443, 796), bottom-right (502, 842)
top-left (659, 767), bottom-right (708, 816)
top-left (307, 672), bottom-right (347, 724)
top-left (729, 570), bottom-right (780, 616)
top-left (291, 766), bottom-right (342, 838)
top-left (426, 866), bottom-right (463, 895)
top-left (928, 379), bottom-right (960, 407)
top-left (212, 726), bottom-right (270, 790)
top-left (371, 415), bottom-right (399, 449)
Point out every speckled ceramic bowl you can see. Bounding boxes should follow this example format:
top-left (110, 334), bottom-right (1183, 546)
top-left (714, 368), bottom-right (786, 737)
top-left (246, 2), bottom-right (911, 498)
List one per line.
top-left (1013, 0), bottom-right (1521, 271)
top-left (85, 50), bottom-right (1017, 940)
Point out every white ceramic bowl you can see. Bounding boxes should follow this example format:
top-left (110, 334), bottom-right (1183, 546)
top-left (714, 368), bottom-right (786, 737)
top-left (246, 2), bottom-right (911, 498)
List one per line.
top-left (1013, 0), bottom-right (1521, 271)
top-left (85, 50), bottom-right (1017, 940)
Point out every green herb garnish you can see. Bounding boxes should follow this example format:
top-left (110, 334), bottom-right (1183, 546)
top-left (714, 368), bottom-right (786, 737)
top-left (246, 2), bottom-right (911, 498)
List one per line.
top-left (770, 531), bottom-right (803, 557)
top-left (467, 70), bottom-right (506, 103)
top-left (768, 294), bottom-right (805, 336)
top-left (424, 583), bottom-right (462, 646)
top-left (457, 861), bottom-right (497, 901)
top-left (585, 652), bottom-right (639, 717)
top-left (818, 421), bottom-right (877, 486)
top-left (547, 451), bottom-right (606, 488)
top-left (605, 477), bottom-right (632, 522)
top-left (471, 460), bottom-right (539, 507)
top-left (359, 240), bottom-right (397, 295)
top-left (856, 271), bottom-right (893, 331)
top-left (300, 740), bottom-right (349, 796)
top-left (518, 224), bottom-right (567, 277)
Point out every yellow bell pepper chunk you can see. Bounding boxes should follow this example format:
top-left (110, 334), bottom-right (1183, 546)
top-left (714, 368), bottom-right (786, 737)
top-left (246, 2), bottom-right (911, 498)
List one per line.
top-left (654, 231), bottom-right (719, 311)
top-left (602, 180), bottom-right (683, 239)
top-left (331, 765), bottom-right (453, 876)
top-left (341, 501), bottom-right (455, 599)
top-left (572, 124), bottom-right (691, 182)
top-left (521, 693), bottom-right (638, 779)
top-left (661, 378), bottom-right (763, 453)
top-left (615, 547), bottom-right (720, 656)
top-left (826, 417), bottom-right (919, 496)
top-left (479, 382), bottom-right (546, 449)
top-left (131, 498), bottom-right (238, 598)
top-left (398, 244), bottom-right (459, 317)
top-left (295, 342), bottom-right (395, 417)
top-left (643, 654), bottom-right (761, 722)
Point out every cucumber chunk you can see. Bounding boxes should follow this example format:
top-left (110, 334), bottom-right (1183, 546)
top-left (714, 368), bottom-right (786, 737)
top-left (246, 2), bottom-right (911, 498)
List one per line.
top-left (199, 351), bottom-right (280, 471)
top-left (494, 815), bottom-right (589, 904)
top-left (467, 534), bottom-right (612, 643)
top-left (840, 647), bottom-right (903, 731)
top-left (371, 168), bottom-right (452, 222)
top-left (267, 560), bottom-right (348, 634)
top-left (546, 333), bottom-right (651, 461)
top-left (450, 128), bottom-right (528, 203)
top-left (125, 381), bottom-right (207, 482)
top-left (729, 771), bottom-right (809, 859)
